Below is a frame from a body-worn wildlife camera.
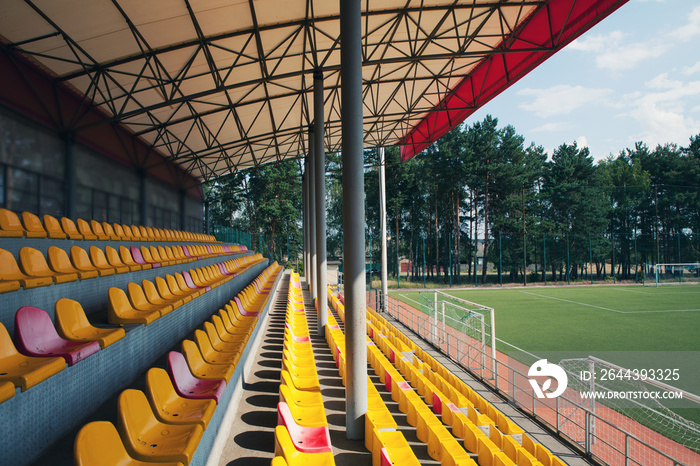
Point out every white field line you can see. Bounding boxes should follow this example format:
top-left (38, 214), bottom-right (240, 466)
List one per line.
top-left (518, 290), bottom-right (700, 314)
top-left (616, 288), bottom-right (700, 295)
top-left (396, 293), bottom-right (424, 308)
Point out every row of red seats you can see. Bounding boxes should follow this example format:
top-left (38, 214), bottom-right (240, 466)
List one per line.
top-left (0, 208), bottom-right (217, 243)
top-left (74, 262), bottom-right (284, 465)
top-left (0, 243), bottom-right (247, 294)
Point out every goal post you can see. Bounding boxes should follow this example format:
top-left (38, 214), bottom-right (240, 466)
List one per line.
top-left (644, 263), bottom-right (700, 287)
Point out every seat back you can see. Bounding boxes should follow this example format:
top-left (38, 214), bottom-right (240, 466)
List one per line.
top-left (142, 279), bottom-right (164, 304)
top-left (47, 246), bottom-right (78, 274)
top-left (14, 306), bottom-right (65, 354)
top-left (104, 246), bottom-right (126, 267)
top-left (76, 219), bottom-right (96, 239)
top-left (0, 248), bottom-right (25, 281)
top-left (0, 322), bottom-right (21, 359)
top-left (74, 421), bottom-right (140, 466)
top-left (54, 298), bottom-right (91, 339)
top-left (21, 212), bottom-right (47, 237)
top-left (88, 246), bottom-right (112, 269)
top-left (90, 220), bottom-right (107, 238)
top-left (71, 246), bottom-right (96, 271)
top-left (101, 222), bottom-right (118, 240)
top-left (127, 282), bottom-right (150, 308)
top-left (0, 208), bottom-right (25, 237)
top-left (117, 389), bottom-right (159, 445)
top-left (60, 217), bottom-right (83, 239)
top-left (43, 214), bottom-right (67, 239)
top-left (166, 350), bottom-right (225, 403)
top-left (155, 276), bottom-right (176, 300)
top-left (175, 273), bottom-right (191, 292)
top-left (121, 224), bottom-right (137, 239)
top-left (148, 246), bottom-right (164, 262)
top-left (112, 223), bottom-right (128, 239)
top-left (119, 246), bottom-right (138, 266)
top-left (18, 247), bottom-right (54, 278)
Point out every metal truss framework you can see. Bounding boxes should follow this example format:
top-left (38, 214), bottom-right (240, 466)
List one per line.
top-left (0, 0), bottom-right (627, 183)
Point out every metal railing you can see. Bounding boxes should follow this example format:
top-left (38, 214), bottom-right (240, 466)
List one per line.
top-left (373, 291), bottom-right (695, 466)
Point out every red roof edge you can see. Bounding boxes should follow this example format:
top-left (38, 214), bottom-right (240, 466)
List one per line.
top-left (398, 0), bottom-right (629, 162)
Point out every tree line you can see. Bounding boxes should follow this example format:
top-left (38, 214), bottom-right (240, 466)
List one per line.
top-left (206, 115), bottom-right (700, 284)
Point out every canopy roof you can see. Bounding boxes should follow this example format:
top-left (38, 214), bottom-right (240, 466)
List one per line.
top-left (0, 0), bottom-right (626, 182)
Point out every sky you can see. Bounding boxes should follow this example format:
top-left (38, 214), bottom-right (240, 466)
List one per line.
top-left (468, 0), bottom-right (700, 161)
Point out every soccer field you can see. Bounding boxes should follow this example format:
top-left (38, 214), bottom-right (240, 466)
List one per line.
top-left (391, 285), bottom-right (700, 353)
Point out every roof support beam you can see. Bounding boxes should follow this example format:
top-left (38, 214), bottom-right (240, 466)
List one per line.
top-left (313, 70), bottom-right (327, 336)
top-left (340, 0), bottom-right (367, 441)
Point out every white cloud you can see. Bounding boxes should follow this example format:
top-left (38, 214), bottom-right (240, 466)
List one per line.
top-left (682, 61), bottom-right (700, 76)
top-left (576, 136), bottom-right (589, 148)
top-left (517, 85), bottom-right (615, 118)
top-left (670, 6), bottom-right (700, 42)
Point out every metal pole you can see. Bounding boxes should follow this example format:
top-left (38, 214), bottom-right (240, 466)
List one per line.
top-left (543, 233), bottom-right (547, 285)
top-left (314, 70), bottom-right (328, 336)
top-left (379, 147), bottom-right (388, 312)
top-left (340, 0), bottom-right (367, 439)
top-left (474, 237), bottom-right (478, 287)
top-left (634, 235), bottom-right (638, 283)
top-left (302, 168), bottom-right (308, 281)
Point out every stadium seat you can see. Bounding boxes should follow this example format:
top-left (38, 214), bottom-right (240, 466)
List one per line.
top-left (0, 248), bottom-right (54, 289)
top-left (19, 246), bottom-right (78, 284)
top-left (119, 245), bottom-right (150, 271)
top-left (277, 402), bottom-right (332, 453)
top-left (104, 246), bottom-right (138, 272)
top-left (0, 208), bottom-right (25, 237)
top-left (167, 351), bottom-right (226, 403)
top-left (60, 217), bottom-right (85, 240)
top-left (165, 274), bottom-right (196, 302)
top-left (273, 425), bottom-right (336, 466)
top-left (155, 276), bottom-right (188, 306)
top-left (128, 282), bottom-right (173, 315)
top-left (76, 218), bottom-right (99, 240)
top-left (194, 329), bottom-right (241, 366)
top-left (87, 246), bottom-right (124, 275)
top-left (21, 211), bottom-right (48, 238)
top-left (108, 287), bottom-right (160, 326)
top-left (43, 214), bottom-right (68, 239)
top-left (90, 220), bottom-right (115, 240)
top-left (54, 298), bottom-right (125, 349)
top-left (47, 246), bottom-right (98, 280)
top-left (146, 367), bottom-right (216, 429)
top-left (117, 389), bottom-right (204, 464)
top-left (14, 306), bottom-right (101, 366)
top-left (0, 323), bottom-right (65, 390)
top-left (74, 421), bottom-right (185, 466)
top-left (131, 246), bottom-right (160, 268)
top-left (142, 279), bottom-right (182, 311)
top-left (71, 246), bottom-right (115, 276)
top-left (101, 222), bottom-right (121, 241)
top-left (181, 339), bottom-right (235, 382)
top-left (118, 224), bottom-right (136, 240)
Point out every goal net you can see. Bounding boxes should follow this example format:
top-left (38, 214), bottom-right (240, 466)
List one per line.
top-left (643, 263), bottom-right (700, 287)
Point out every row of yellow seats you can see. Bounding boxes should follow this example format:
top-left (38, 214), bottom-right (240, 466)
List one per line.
top-left (74, 262), bottom-right (283, 465)
top-left (365, 318), bottom-right (475, 466)
top-left (367, 308), bottom-right (565, 466)
top-left (0, 243), bottom-right (235, 294)
top-left (274, 272), bottom-right (334, 466)
top-left (325, 292), bottom-right (420, 466)
top-left (107, 255), bottom-right (265, 326)
top-left (0, 208), bottom-right (217, 243)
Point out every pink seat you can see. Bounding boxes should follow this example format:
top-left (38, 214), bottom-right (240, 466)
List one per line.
top-left (182, 271), bottom-right (209, 292)
top-left (167, 351), bottom-right (225, 404)
top-left (277, 402), bottom-right (332, 453)
top-left (130, 246), bottom-right (160, 268)
top-left (14, 306), bottom-right (100, 366)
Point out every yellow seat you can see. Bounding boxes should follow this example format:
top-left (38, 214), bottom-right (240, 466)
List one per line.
top-left (146, 368), bottom-right (216, 430)
top-left (112, 223), bottom-right (129, 240)
top-left (105, 246), bottom-right (139, 272)
top-left (91, 220), bottom-right (115, 240)
top-left (0, 248), bottom-right (53, 289)
top-left (128, 282), bottom-right (172, 315)
top-left (101, 222), bottom-right (121, 240)
top-left (181, 339), bottom-right (235, 382)
top-left (43, 214), bottom-right (67, 239)
top-left (90, 246), bottom-right (126, 274)
top-left (0, 323), bottom-right (65, 391)
top-left (47, 246), bottom-right (98, 280)
top-left (71, 246), bottom-right (115, 276)
top-left (206, 321), bottom-right (248, 352)
top-left (142, 279), bottom-right (180, 312)
top-left (274, 425), bottom-right (335, 466)
top-left (117, 389), bottom-right (204, 465)
top-left (176, 273), bottom-right (203, 298)
top-left (194, 329), bottom-right (241, 366)
top-left (155, 276), bottom-right (187, 307)
top-left (108, 287), bottom-right (160, 326)
top-left (75, 421), bottom-right (185, 466)
top-left (76, 218), bottom-right (99, 240)
top-left (165, 274), bottom-right (195, 302)
top-left (0, 208), bottom-right (25, 237)
top-left (60, 217), bottom-right (84, 240)
top-left (21, 211), bottom-right (47, 238)
top-left (20, 246), bottom-right (80, 284)
top-left (371, 429), bottom-right (421, 466)
top-left (55, 298), bottom-right (125, 349)
top-left (119, 245), bottom-right (150, 271)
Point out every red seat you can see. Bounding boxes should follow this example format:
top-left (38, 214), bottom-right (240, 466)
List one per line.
top-left (14, 306), bottom-right (100, 366)
top-left (166, 351), bottom-right (226, 404)
top-left (277, 402), bottom-right (332, 453)
top-left (130, 246), bottom-right (160, 268)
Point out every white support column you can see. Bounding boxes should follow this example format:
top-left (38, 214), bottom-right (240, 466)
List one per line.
top-left (314, 70), bottom-right (328, 335)
top-left (308, 128), bottom-right (317, 300)
top-left (340, 0), bottom-right (367, 440)
top-left (379, 147), bottom-right (388, 312)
